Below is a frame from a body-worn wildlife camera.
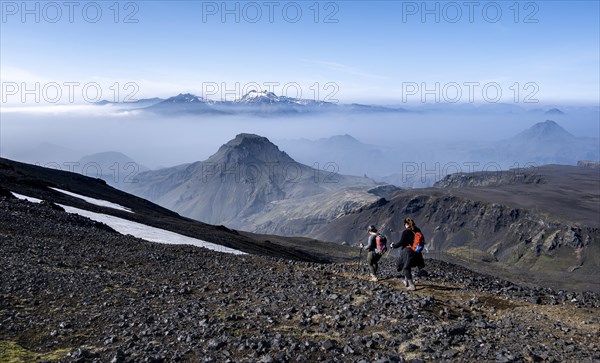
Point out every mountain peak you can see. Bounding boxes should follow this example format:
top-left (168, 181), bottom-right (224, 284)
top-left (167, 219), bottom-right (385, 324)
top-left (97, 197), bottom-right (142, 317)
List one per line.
top-left (163, 93), bottom-right (204, 104)
top-left (327, 134), bottom-right (361, 143)
top-left (209, 133), bottom-right (294, 164)
top-left (545, 108), bottom-right (565, 115)
top-left (227, 133), bottom-right (271, 146)
top-left (515, 120), bottom-right (574, 141)
top-left (237, 90), bottom-right (279, 103)
top-left (247, 90), bottom-right (276, 98)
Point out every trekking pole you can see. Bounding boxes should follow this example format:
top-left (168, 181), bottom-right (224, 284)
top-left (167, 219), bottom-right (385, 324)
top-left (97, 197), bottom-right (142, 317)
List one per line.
top-left (357, 244), bottom-right (363, 274)
top-left (383, 248), bottom-right (392, 259)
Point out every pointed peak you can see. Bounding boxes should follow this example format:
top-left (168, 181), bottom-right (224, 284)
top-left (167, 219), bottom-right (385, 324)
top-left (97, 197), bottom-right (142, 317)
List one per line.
top-left (545, 108), bottom-right (565, 115)
top-left (533, 120), bottom-right (564, 130)
top-left (515, 120), bottom-right (574, 140)
top-left (328, 134), bottom-right (360, 142)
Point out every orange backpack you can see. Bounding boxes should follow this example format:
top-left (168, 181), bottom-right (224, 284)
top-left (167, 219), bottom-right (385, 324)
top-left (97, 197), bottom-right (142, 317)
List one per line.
top-left (375, 234), bottom-right (388, 254)
top-left (411, 231), bottom-right (425, 253)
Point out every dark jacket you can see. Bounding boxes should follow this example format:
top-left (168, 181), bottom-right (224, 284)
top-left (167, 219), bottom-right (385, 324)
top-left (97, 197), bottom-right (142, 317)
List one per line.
top-left (393, 227), bottom-right (423, 249)
top-left (393, 227), bottom-right (425, 275)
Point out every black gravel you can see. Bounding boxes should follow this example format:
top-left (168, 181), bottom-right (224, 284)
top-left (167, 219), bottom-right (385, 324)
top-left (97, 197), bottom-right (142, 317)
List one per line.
top-left (1, 196), bottom-right (599, 362)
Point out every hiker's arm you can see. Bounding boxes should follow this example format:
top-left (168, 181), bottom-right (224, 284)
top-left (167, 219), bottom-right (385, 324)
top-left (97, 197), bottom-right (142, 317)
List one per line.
top-left (364, 234), bottom-right (376, 250)
top-left (397, 230), bottom-right (412, 249)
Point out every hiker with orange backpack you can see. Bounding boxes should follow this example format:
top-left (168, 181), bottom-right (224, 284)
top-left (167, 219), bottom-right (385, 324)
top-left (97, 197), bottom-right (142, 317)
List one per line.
top-left (390, 217), bottom-right (425, 291)
top-left (359, 225), bottom-right (388, 282)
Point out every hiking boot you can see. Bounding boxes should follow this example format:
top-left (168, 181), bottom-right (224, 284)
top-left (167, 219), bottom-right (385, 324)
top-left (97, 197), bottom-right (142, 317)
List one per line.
top-left (402, 278), bottom-right (409, 287)
top-left (370, 274), bottom-right (378, 282)
top-left (406, 279), bottom-right (416, 291)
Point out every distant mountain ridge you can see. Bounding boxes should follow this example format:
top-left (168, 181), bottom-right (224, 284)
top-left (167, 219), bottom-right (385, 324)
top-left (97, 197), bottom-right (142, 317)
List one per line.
top-left (160, 93), bottom-right (206, 104)
top-left (95, 97), bottom-right (164, 107)
top-left (96, 91), bottom-right (409, 116)
top-left (278, 120), bottom-right (599, 189)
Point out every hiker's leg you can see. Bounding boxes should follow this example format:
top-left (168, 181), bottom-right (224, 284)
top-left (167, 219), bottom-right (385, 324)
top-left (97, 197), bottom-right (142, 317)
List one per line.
top-left (367, 252), bottom-right (376, 275)
top-left (414, 252), bottom-right (428, 276)
top-left (403, 266), bottom-right (412, 281)
top-left (373, 253), bottom-right (381, 274)
top-left (403, 262), bottom-right (415, 290)
top-left (396, 250), bottom-right (407, 272)
top-left (416, 252), bottom-right (425, 269)
top-left (401, 248), bottom-right (413, 281)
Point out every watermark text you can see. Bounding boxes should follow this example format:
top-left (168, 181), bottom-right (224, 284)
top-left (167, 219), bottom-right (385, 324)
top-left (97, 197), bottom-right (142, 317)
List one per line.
top-left (401, 82), bottom-right (539, 104)
top-left (201, 1), bottom-right (340, 23)
top-left (1, 1), bottom-right (140, 23)
top-left (401, 1), bottom-right (540, 24)
top-left (1, 81), bottom-right (139, 104)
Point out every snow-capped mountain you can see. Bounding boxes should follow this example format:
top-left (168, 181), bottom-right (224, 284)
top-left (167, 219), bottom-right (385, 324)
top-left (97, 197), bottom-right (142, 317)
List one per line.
top-left (236, 90), bottom-right (281, 104)
top-left (117, 91), bottom-right (410, 116)
top-left (234, 90), bottom-right (332, 107)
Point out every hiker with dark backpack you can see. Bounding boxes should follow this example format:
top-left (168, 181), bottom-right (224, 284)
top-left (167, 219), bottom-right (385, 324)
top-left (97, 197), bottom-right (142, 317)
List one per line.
top-left (359, 225), bottom-right (388, 282)
top-left (390, 217), bottom-right (425, 291)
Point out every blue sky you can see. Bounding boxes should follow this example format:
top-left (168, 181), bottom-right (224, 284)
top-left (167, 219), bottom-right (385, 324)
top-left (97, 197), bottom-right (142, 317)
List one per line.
top-left (1, 0), bottom-right (599, 105)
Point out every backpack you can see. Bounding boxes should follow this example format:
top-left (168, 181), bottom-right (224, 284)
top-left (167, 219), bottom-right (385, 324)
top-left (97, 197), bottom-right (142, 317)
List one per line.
top-left (375, 234), bottom-right (388, 255)
top-left (411, 231), bottom-right (425, 253)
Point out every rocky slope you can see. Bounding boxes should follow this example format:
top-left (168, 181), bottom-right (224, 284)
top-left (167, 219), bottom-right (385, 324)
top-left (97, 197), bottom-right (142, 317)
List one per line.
top-left (0, 157), bottom-right (353, 263)
top-left (313, 165), bottom-right (600, 292)
top-left (1, 196), bottom-right (599, 362)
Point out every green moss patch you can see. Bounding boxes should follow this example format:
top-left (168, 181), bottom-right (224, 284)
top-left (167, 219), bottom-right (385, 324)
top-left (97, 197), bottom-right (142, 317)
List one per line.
top-left (0, 341), bottom-right (71, 363)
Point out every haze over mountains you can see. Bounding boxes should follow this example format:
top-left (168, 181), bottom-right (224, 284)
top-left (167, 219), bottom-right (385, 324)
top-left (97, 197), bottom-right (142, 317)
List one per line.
top-left (3, 88), bottom-right (598, 172)
top-left (76, 151), bottom-right (150, 188)
top-left (5, 116), bottom-right (597, 190)
top-left (276, 120), bottom-right (599, 187)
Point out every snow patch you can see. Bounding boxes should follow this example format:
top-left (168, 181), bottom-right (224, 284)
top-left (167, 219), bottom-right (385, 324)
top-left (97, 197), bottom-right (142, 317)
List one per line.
top-left (11, 192), bottom-right (245, 255)
top-left (50, 188), bottom-right (133, 213)
top-left (11, 192), bottom-right (42, 203)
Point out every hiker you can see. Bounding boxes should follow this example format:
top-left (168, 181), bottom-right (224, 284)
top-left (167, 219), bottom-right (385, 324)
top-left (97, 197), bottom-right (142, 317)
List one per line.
top-left (359, 225), bottom-right (387, 282)
top-left (390, 217), bottom-right (425, 291)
